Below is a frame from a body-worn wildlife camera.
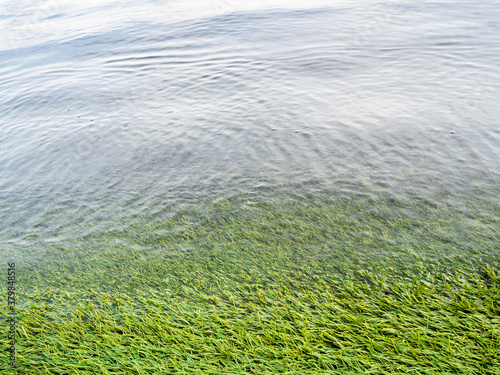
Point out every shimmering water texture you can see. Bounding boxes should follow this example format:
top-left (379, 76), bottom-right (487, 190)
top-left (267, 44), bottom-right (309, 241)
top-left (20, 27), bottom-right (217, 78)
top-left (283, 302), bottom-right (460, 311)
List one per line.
top-left (0, 0), bottom-right (499, 373)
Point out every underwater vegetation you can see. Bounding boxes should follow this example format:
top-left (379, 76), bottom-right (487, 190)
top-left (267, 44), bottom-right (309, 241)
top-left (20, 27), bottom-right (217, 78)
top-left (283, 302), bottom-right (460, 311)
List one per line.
top-left (1, 188), bottom-right (499, 374)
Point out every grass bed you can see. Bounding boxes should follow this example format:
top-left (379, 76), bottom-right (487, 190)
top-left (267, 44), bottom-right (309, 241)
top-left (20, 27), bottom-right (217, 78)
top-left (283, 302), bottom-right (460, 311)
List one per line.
top-left (1, 189), bottom-right (499, 374)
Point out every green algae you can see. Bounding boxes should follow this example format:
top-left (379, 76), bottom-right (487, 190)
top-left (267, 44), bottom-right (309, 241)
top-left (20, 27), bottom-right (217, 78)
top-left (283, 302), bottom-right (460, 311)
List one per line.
top-left (1, 188), bottom-right (499, 374)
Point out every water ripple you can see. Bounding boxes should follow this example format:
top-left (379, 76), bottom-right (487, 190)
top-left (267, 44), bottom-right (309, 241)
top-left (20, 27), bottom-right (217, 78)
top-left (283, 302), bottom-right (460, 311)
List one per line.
top-left (0, 0), bottom-right (499, 258)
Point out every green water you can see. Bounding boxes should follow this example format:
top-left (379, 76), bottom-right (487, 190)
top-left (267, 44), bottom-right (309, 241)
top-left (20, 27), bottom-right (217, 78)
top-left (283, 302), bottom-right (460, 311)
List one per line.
top-left (6, 184), bottom-right (499, 296)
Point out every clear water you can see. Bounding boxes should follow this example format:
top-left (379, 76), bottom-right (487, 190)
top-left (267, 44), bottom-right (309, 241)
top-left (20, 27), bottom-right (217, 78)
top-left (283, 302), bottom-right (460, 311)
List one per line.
top-left (1, 0), bottom-right (499, 266)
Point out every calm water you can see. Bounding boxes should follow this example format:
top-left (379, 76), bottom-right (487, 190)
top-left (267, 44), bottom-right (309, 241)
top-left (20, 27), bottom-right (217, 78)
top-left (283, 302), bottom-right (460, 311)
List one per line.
top-left (1, 0), bottom-right (499, 265)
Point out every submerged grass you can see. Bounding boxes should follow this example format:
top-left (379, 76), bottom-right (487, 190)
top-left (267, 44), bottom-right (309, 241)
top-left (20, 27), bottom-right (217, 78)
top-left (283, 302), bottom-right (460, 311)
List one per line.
top-left (1, 188), bottom-right (499, 374)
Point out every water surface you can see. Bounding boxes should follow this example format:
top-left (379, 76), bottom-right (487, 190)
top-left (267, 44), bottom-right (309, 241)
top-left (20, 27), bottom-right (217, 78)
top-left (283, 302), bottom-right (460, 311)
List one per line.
top-left (1, 0), bottom-right (499, 266)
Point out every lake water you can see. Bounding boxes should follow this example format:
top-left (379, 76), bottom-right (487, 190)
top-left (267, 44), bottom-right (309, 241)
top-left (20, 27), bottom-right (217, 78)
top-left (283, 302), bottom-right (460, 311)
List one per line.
top-left (1, 0), bottom-right (499, 267)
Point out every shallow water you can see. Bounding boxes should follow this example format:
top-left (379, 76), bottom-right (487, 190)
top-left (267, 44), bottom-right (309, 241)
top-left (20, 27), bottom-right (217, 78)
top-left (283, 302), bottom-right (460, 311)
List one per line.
top-left (1, 0), bottom-right (499, 266)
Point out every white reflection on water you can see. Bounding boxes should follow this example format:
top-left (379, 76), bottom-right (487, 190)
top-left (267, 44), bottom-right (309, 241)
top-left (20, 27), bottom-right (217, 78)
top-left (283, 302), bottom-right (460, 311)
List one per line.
top-left (0, 0), bottom-right (347, 50)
